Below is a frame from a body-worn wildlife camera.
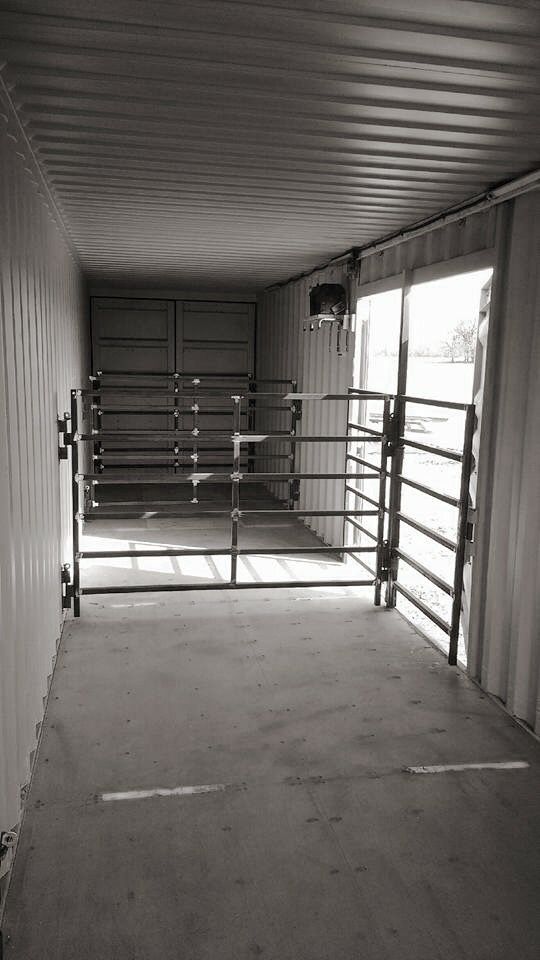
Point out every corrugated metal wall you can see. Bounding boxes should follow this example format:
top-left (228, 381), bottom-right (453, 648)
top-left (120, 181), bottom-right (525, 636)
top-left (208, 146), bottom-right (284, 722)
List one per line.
top-left (257, 264), bottom-right (354, 547)
top-left (467, 193), bottom-right (540, 735)
top-left (0, 121), bottom-right (87, 837)
top-left (358, 208), bottom-right (497, 285)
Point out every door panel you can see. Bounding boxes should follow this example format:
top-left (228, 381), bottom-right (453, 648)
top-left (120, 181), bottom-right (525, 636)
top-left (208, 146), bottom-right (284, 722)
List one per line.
top-left (176, 300), bottom-right (255, 468)
top-left (91, 299), bottom-right (176, 468)
top-left (92, 298), bottom-right (175, 375)
top-left (91, 297), bottom-right (255, 473)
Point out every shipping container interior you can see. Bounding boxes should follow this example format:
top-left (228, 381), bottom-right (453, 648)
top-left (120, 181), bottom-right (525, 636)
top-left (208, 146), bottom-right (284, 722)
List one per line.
top-left (1, 3), bottom-right (540, 958)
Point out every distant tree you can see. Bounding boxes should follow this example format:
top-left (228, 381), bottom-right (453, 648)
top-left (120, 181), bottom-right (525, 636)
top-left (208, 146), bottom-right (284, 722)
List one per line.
top-left (441, 318), bottom-right (476, 363)
top-left (442, 330), bottom-right (461, 363)
top-left (455, 318), bottom-right (476, 362)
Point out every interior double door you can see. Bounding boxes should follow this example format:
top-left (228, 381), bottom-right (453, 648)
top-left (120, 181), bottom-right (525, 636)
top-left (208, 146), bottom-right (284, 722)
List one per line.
top-left (90, 298), bottom-right (255, 476)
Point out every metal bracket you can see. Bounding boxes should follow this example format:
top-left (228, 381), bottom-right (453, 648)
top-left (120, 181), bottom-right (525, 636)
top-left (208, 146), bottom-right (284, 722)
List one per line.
top-left (57, 412), bottom-right (72, 459)
top-left (61, 563), bottom-right (73, 609)
top-left (379, 540), bottom-right (392, 582)
top-left (385, 412), bottom-right (401, 455)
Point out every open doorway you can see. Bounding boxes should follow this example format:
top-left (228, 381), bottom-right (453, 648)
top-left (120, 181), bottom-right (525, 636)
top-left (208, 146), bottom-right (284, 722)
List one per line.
top-left (351, 264), bottom-right (493, 662)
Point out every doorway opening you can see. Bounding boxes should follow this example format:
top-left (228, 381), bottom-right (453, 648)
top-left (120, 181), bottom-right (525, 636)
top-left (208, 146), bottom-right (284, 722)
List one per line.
top-left (353, 265), bottom-right (493, 663)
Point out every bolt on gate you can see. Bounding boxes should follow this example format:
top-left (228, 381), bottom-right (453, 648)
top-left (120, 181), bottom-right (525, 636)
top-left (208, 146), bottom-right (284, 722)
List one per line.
top-left (61, 373), bottom-right (475, 665)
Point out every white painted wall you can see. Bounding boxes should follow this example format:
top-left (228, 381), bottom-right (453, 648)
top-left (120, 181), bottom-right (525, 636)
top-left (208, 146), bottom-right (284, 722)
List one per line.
top-left (0, 121), bottom-right (88, 841)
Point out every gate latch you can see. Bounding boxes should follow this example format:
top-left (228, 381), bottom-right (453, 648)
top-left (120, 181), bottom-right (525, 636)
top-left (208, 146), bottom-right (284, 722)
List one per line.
top-left (379, 540), bottom-right (393, 582)
top-left (58, 412), bottom-right (72, 459)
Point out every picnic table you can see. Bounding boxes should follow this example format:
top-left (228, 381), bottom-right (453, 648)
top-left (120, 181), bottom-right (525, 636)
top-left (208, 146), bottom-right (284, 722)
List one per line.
top-left (369, 413), bottom-right (448, 434)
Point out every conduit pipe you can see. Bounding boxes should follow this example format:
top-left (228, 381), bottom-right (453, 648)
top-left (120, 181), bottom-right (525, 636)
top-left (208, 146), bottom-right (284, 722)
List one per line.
top-left (266, 167), bottom-right (540, 291)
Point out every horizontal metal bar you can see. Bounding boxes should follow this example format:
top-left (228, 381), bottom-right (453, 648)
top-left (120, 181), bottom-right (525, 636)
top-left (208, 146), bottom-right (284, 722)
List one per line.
top-left (346, 453), bottom-right (382, 473)
top-left (95, 461), bottom-right (239, 467)
top-left (401, 437), bottom-right (463, 462)
top-left (83, 510), bottom-right (242, 519)
top-left (283, 392), bottom-right (385, 401)
top-left (397, 475), bottom-right (460, 508)
top-left (80, 472), bottom-right (380, 484)
top-left (238, 546), bottom-right (377, 555)
top-left (348, 551), bottom-right (377, 577)
top-left (95, 403), bottom-right (288, 413)
top-left (80, 473), bottom-right (232, 484)
top-left (89, 505), bottom-right (233, 514)
top-left (80, 578), bottom-right (375, 596)
top-left (248, 472), bottom-right (380, 481)
top-left (81, 390), bottom-right (348, 400)
top-left (396, 511), bottom-right (456, 552)
top-left (95, 408), bottom-right (250, 415)
top-left (80, 548), bottom-right (231, 559)
top-left (347, 388), bottom-right (393, 399)
top-left (97, 456), bottom-right (289, 465)
top-left (345, 485), bottom-right (380, 508)
top-left (347, 422), bottom-right (384, 438)
top-left (251, 378), bottom-right (296, 385)
top-left (92, 371), bottom-right (263, 381)
top-left (80, 546), bottom-right (376, 560)
top-left (401, 395), bottom-right (473, 412)
top-left (86, 506), bottom-right (378, 519)
top-left (394, 582), bottom-right (451, 635)
top-left (234, 435), bottom-right (383, 444)
top-left (95, 408), bottom-right (196, 415)
top-left (98, 447), bottom-right (286, 458)
top-left (97, 454), bottom-right (289, 462)
top-left (78, 431), bottom-right (294, 441)
top-left (395, 548), bottom-right (454, 596)
top-left (241, 509), bottom-right (379, 517)
top-left (344, 517), bottom-right (379, 542)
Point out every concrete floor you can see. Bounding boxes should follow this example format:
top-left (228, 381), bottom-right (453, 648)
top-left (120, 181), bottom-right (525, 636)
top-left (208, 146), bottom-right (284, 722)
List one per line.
top-left (3, 505), bottom-right (540, 959)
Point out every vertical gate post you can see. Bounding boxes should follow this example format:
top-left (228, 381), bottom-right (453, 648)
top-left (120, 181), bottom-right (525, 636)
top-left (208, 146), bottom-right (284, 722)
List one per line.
top-left (190, 377), bottom-right (199, 500)
top-left (247, 377), bottom-right (256, 474)
top-left (342, 389), bottom-right (352, 552)
top-left (70, 389), bottom-right (81, 617)
top-left (230, 396), bottom-right (241, 584)
top-left (448, 403), bottom-right (476, 665)
top-left (173, 371), bottom-right (181, 476)
top-left (288, 380), bottom-right (299, 509)
top-left (91, 374), bottom-right (103, 474)
top-left (375, 396), bottom-right (391, 605)
top-left (385, 396), bottom-right (404, 608)
top-left (386, 271), bottom-right (411, 608)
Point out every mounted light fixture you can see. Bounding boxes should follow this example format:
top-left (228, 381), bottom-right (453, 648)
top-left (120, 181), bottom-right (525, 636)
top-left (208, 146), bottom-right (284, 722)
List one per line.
top-left (305, 282), bottom-right (354, 354)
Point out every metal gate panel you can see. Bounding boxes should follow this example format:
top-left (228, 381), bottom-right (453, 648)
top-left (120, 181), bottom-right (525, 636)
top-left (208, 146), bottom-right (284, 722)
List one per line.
top-left (64, 383), bottom-right (389, 615)
top-left (64, 376), bottom-right (474, 667)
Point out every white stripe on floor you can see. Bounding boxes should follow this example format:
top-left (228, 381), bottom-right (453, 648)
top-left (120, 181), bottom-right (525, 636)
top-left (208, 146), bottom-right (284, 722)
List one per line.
top-left (101, 784), bottom-right (226, 801)
top-left (406, 761), bottom-right (530, 775)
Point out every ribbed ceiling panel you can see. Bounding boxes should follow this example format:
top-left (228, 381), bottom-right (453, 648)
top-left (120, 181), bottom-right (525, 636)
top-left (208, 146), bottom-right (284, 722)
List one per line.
top-left (1, 0), bottom-right (539, 291)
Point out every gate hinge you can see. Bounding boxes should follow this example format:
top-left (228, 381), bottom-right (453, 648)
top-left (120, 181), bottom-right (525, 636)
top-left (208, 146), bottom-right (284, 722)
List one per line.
top-left (61, 563), bottom-right (73, 609)
top-left (465, 506), bottom-right (476, 547)
top-left (385, 412), bottom-right (402, 455)
top-left (58, 412), bottom-right (72, 459)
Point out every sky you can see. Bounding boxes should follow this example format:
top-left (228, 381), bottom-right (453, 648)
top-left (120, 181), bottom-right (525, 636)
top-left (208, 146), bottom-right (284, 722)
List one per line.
top-left (358, 267), bottom-right (493, 357)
